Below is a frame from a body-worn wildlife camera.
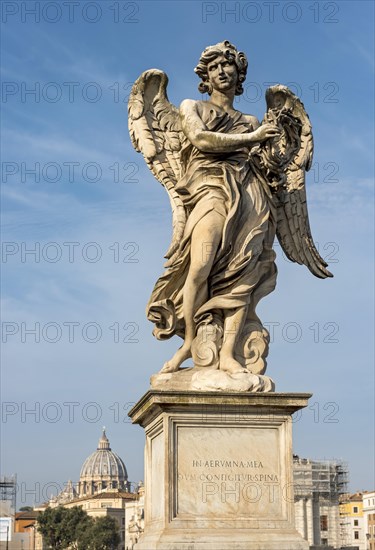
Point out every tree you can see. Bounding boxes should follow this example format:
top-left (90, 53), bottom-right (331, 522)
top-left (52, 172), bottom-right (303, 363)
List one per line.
top-left (37, 506), bottom-right (120, 550)
top-left (19, 506), bottom-right (33, 512)
top-left (37, 506), bottom-right (90, 550)
top-left (77, 516), bottom-right (120, 550)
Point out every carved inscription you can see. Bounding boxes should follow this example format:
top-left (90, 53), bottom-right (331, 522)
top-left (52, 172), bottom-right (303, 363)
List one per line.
top-left (176, 425), bottom-right (286, 519)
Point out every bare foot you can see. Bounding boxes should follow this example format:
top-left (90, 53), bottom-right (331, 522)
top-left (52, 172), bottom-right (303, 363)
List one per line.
top-left (160, 344), bottom-right (192, 373)
top-left (220, 356), bottom-right (248, 374)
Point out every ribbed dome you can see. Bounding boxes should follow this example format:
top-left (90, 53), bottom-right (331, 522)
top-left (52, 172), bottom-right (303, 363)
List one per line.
top-left (78, 429), bottom-right (128, 496)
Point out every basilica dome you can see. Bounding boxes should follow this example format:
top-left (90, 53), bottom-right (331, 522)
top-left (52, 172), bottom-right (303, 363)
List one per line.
top-left (78, 429), bottom-right (129, 497)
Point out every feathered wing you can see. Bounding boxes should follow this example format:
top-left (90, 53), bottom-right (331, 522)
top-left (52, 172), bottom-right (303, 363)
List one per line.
top-left (128, 69), bottom-right (186, 264)
top-left (252, 85), bottom-right (333, 279)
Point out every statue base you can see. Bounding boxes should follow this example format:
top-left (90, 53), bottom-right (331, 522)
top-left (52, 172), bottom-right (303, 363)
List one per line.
top-left (150, 367), bottom-right (275, 393)
top-left (129, 390), bottom-right (311, 550)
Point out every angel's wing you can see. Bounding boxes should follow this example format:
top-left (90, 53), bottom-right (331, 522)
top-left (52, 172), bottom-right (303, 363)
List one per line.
top-left (252, 85), bottom-right (332, 279)
top-left (128, 69), bottom-right (186, 264)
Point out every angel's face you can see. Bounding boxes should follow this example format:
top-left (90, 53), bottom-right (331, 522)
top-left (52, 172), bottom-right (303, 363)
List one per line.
top-left (207, 54), bottom-right (238, 94)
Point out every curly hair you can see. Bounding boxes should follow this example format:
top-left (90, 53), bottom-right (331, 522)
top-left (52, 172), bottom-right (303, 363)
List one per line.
top-left (194, 40), bottom-right (248, 96)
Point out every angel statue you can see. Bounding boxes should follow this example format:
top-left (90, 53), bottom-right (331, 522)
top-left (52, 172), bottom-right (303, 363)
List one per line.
top-left (128, 40), bottom-right (332, 391)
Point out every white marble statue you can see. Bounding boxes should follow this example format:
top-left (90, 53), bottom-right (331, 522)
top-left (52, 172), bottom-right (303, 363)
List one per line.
top-left (128, 41), bottom-right (332, 385)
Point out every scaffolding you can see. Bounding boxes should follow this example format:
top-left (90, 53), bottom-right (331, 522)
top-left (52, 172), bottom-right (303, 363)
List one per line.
top-left (293, 457), bottom-right (349, 498)
top-left (311, 459), bottom-right (349, 498)
top-left (293, 456), bottom-right (350, 549)
top-left (0, 475), bottom-right (17, 513)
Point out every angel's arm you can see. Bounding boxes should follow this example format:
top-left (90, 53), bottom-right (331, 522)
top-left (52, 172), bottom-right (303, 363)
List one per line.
top-left (180, 99), bottom-right (279, 153)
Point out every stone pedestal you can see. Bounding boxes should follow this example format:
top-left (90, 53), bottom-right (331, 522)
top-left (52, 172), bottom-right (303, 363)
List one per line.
top-left (129, 391), bottom-right (311, 550)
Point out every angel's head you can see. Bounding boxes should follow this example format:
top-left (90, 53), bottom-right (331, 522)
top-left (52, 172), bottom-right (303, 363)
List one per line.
top-left (194, 40), bottom-right (248, 96)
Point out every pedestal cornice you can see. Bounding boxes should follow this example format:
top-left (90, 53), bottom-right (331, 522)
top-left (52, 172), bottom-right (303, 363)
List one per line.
top-left (128, 390), bottom-right (312, 427)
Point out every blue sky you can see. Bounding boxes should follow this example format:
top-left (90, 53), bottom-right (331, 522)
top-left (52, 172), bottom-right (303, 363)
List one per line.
top-left (1, 0), bottom-right (374, 506)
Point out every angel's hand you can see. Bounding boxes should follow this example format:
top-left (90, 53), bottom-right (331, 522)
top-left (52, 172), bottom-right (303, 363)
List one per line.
top-left (250, 123), bottom-right (281, 143)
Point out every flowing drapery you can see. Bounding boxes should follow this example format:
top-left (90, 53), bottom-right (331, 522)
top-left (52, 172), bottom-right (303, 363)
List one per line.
top-left (147, 103), bottom-right (277, 340)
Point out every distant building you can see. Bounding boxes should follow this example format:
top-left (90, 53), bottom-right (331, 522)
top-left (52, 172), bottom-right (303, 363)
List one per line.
top-left (50, 479), bottom-right (78, 505)
top-left (124, 482), bottom-right (145, 550)
top-left (339, 492), bottom-right (366, 550)
top-left (32, 430), bottom-right (138, 550)
top-left (77, 429), bottom-right (130, 497)
top-left (62, 490), bottom-right (137, 550)
top-left (14, 510), bottom-right (39, 533)
top-left (363, 491), bottom-right (375, 550)
top-left (0, 476), bottom-right (25, 549)
top-left (293, 455), bottom-right (349, 549)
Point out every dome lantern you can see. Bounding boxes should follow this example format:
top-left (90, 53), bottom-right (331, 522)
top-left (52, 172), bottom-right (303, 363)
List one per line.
top-left (97, 427), bottom-right (111, 450)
